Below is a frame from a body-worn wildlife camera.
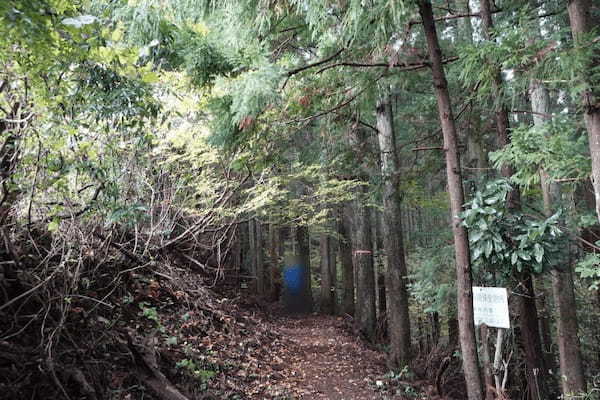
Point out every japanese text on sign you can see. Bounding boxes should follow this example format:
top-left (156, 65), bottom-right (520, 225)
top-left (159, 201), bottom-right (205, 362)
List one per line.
top-left (472, 286), bottom-right (510, 329)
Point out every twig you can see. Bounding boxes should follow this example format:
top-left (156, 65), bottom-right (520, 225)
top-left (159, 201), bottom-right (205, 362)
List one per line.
top-left (510, 109), bottom-right (553, 118)
top-left (281, 48), bottom-right (345, 89)
top-left (316, 56), bottom-right (458, 74)
top-left (412, 146), bottom-right (444, 151)
top-left (0, 269), bottom-right (58, 312)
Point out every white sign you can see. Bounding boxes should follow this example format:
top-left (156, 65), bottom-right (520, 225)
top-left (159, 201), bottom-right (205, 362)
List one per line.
top-left (473, 286), bottom-right (510, 329)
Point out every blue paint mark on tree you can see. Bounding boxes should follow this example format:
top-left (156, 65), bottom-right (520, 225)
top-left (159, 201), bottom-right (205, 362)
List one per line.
top-left (283, 264), bottom-right (305, 295)
top-left (282, 256), bottom-right (311, 314)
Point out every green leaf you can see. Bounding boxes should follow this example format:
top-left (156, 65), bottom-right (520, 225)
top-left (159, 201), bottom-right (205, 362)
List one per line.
top-left (48, 218), bottom-right (60, 232)
top-left (534, 243), bottom-right (544, 263)
top-left (519, 251), bottom-right (531, 261)
top-left (470, 230), bottom-right (484, 242)
top-left (473, 245), bottom-right (483, 261)
top-left (510, 251), bottom-right (519, 265)
top-left (62, 15), bottom-right (97, 28)
top-left (484, 240), bottom-right (493, 258)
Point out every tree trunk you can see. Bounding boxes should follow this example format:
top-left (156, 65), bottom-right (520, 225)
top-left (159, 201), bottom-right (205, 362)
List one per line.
top-left (448, 314), bottom-right (459, 348)
top-left (430, 312), bottom-right (440, 346)
top-left (481, 1), bottom-right (551, 396)
top-left (319, 230), bottom-right (335, 314)
top-left (480, 325), bottom-right (494, 400)
top-left (248, 219), bottom-right (257, 293)
top-left (374, 212), bottom-right (386, 320)
top-left (376, 93), bottom-right (412, 369)
top-left (417, 1), bottom-right (483, 398)
top-left (353, 191), bottom-right (377, 341)
top-left (329, 232), bottom-right (337, 313)
top-left (531, 61), bottom-right (587, 396)
top-left (269, 224), bottom-right (281, 302)
top-left (516, 276), bottom-right (548, 400)
top-left (339, 206), bottom-right (355, 316)
top-left (551, 267), bottom-right (586, 396)
top-left (232, 226), bottom-right (242, 286)
top-left (567, 0), bottom-right (600, 224)
top-left (256, 221), bottom-right (265, 296)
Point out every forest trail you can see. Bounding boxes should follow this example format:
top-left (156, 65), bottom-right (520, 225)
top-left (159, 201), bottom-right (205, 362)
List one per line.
top-left (263, 315), bottom-right (409, 399)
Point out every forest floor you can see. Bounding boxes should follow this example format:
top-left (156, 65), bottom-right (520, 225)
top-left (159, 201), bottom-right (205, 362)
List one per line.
top-left (262, 314), bottom-right (429, 399)
top-left (1, 262), bottom-right (446, 400)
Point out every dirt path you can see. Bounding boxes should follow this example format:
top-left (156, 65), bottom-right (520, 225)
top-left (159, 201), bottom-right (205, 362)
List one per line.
top-left (263, 315), bottom-right (406, 399)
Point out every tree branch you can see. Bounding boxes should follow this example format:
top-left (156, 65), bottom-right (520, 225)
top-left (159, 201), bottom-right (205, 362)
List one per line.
top-left (315, 56), bottom-right (458, 74)
top-left (282, 48), bottom-right (345, 87)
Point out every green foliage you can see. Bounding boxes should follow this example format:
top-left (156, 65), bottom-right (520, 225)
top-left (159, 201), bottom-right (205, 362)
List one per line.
top-left (71, 62), bottom-right (161, 125)
top-left (490, 118), bottom-right (589, 187)
top-left (575, 253), bottom-right (600, 291)
top-left (175, 358), bottom-right (216, 382)
top-left (461, 180), bottom-right (564, 279)
top-left (175, 27), bottom-right (236, 87)
top-left (408, 245), bottom-right (455, 314)
top-left (138, 301), bottom-right (160, 324)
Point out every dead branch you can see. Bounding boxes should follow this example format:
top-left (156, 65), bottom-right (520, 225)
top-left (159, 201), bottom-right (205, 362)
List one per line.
top-left (126, 332), bottom-right (191, 400)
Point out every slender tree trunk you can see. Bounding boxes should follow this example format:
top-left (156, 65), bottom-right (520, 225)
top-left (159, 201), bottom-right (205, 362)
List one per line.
top-left (319, 230), bottom-right (335, 314)
top-left (248, 219), bottom-right (257, 292)
top-left (480, 325), bottom-right (494, 400)
top-left (339, 206), bottom-right (355, 316)
top-left (536, 285), bottom-right (555, 370)
top-left (232, 226), bottom-right (242, 285)
top-left (567, 0), bottom-right (600, 224)
top-left (269, 224), bottom-right (281, 302)
top-left (481, 2), bottom-right (551, 396)
top-left (346, 123), bottom-right (376, 339)
top-left (353, 190), bottom-right (377, 341)
top-left (551, 267), bottom-right (586, 396)
top-left (531, 65), bottom-right (587, 396)
top-left (448, 314), bottom-right (459, 348)
top-left (329, 233), bottom-right (337, 313)
top-left (517, 276), bottom-right (548, 400)
top-left (417, 2), bottom-right (483, 398)
top-left (256, 221), bottom-right (265, 295)
top-left (430, 312), bottom-right (440, 346)
top-left (374, 212), bottom-right (386, 320)
top-left (376, 93), bottom-right (412, 368)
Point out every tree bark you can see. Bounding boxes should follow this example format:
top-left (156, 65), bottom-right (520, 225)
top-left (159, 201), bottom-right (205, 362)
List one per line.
top-left (376, 93), bottom-right (412, 368)
top-left (329, 232), bottom-right (338, 313)
top-left (353, 191), bottom-right (377, 341)
top-left (551, 267), bottom-right (586, 396)
top-left (480, 0), bottom-right (550, 396)
top-left (417, 1), bottom-right (483, 398)
top-left (256, 221), bottom-right (265, 296)
top-left (374, 212), bottom-right (386, 320)
top-left (430, 312), bottom-right (440, 346)
top-left (480, 325), bottom-right (494, 400)
top-left (269, 224), bottom-right (281, 302)
top-left (319, 230), bottom-right (335, 314)
top-left (248, 219), bottom-right (257, 293)
top-left (567, 0), bottom-right (600, 224)
top-left (531, 63), bottom-right (587, 396)
top-left (516, 275), bottom-right (548, 400)
top-left (339, 206), bottom-right (355, 316)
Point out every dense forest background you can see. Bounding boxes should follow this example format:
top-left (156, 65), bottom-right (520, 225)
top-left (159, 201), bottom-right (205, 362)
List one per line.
top-left (1, 0), bottom-right (600, 399)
